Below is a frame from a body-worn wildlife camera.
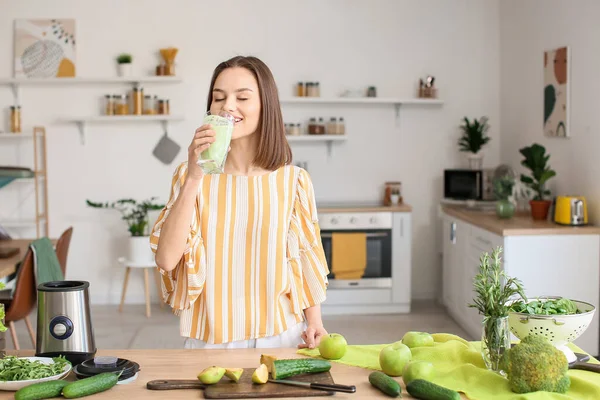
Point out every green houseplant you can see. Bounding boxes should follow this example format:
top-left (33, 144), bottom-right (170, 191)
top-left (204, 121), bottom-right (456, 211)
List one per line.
top-left (469, 246), bottom-right (527, 376)
top-left (458, 116), bottom-right (491, 169)
top-left (86, 197), bottom-right (164, 263)
top-left (116, 53), bottom-right (133, 77)
top-left (519, 143), bottom-right (556, 220)
top-left (493, 175), bottom-right (515, 219)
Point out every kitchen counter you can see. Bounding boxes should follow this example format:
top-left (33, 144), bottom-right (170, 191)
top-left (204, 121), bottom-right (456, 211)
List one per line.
top-left (317, 203), bottom-right (412, 213)
top-left (0, 349), bottom-right (467, 399)
top-left (441, 204), bottom-right (600, 236)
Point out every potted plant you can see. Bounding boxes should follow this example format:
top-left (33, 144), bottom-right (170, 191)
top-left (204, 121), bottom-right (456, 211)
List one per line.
top-left (116, 53), bottom-right (133, 77)
top-left (458, 116), bottom-right (491, 169)
top-left (519, 143), bottom-right (556, 220)
top-left (469, 246), bottom-right (527, 376)
top-left (86, 197), bottom-right (164, 263)
top-left (493, 175), bottom-right (515, 219)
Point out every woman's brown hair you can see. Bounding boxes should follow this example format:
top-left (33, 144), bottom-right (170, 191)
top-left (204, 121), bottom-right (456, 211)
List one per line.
top-left (206, 56), bottom-right (292, 170)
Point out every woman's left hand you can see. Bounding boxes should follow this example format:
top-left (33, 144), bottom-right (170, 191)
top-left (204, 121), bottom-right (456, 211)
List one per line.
top-left (298, 324), bottom-right (328, 349)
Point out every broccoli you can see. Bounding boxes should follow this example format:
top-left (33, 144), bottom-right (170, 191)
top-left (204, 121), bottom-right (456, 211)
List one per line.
top-left (507, 335), bottom-right (570, 394)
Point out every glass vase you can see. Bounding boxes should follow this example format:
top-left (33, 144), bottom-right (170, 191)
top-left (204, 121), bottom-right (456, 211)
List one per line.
top-left (481, 316), bottom-right (510, 376)
top-left (496, 199), bottom-right (515, 219)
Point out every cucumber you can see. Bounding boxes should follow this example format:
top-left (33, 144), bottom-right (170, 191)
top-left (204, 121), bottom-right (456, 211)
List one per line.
top-left (406, 379), bottom-right (461, 400)
top-left (369, 371), bottom-right (401, 397)
top-left (271, 359), bottom-right (331, 380)
top-left (62, 372), bottom-right (119, 399)
top-left (14, 379), bottom-right (69, 400)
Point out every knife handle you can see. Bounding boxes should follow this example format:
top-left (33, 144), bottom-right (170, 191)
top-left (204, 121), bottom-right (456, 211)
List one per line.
top-left (571, 362), bottom-right (600, 374)
top-left (146, 379), bottom-right (205, 390)
top-left (310, 382), bottom-right (356, 393)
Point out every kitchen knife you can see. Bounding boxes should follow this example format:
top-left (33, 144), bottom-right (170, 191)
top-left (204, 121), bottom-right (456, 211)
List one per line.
top-left (268, 379), bottom-right (356, 393)
top-left (570, 352), bottom-right (600, 373)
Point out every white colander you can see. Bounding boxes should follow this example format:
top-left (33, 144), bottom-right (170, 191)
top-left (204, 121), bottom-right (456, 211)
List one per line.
top-left (507, 297), bottom-right (596, 364)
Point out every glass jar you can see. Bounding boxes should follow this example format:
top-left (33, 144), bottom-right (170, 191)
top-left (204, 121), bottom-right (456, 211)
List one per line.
top-left (296, 82), bottom-right (305, 97)
top-left (10, 106), bottom-right (21, 133)
top-left (143, 95), bottom-right (156, 114)
top-left (132, 86), bottom-right (143, 115)
top-left (104, 95), bottom-right (114, 115)
top-left (481, 316), bottom-right (510, 376)
top-left (115, 95), bottom-right (128, 115)
top-left (307, 118), bottom-right (317, 134)
top-left (316, 118), bottom-right (325, 134)
top-left (158, 99), bottom-right (170, 115)
top-left (337, 117), bottom-right (346, 135)
top-left (289, 123), bottom-right (301, 136)
top-left (327, 117), bottom-right (337, 135)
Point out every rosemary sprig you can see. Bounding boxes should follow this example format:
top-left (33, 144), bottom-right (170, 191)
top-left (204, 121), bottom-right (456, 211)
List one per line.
top-left (469, 246), bottom-right (527, 371)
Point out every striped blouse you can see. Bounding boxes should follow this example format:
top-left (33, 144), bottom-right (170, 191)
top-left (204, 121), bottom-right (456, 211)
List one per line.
top-left (150, 162), bottom-right (329, 344)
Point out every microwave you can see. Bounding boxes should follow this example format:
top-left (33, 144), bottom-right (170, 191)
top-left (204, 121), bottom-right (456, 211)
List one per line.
top-left (444, 169), bottom-right (495, 201)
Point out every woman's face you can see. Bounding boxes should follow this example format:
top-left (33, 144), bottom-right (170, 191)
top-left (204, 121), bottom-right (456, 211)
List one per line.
top-left (210, 67), bottom-right (261, 140)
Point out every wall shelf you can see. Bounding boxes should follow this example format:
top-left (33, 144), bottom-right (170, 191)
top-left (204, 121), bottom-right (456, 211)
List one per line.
top-left (286, 134), bottom-right (346, 156)
top-left (0, 76), bottom-right (182, 105)
top-left (280, 96), bottom-right (443, 117)
top-left (61, 115), bottom-right (184, 145)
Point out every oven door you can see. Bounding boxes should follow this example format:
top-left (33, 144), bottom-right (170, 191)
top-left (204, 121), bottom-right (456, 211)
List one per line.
top-left (319, 229), bottom-right (392, 289)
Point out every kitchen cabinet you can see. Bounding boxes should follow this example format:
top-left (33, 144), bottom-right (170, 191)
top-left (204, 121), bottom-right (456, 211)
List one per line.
top-left (439, 205), bottom-right (600, 356)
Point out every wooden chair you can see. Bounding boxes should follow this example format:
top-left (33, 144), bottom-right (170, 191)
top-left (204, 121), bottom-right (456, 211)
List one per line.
top-left (55, 227), bottom-right (73, 277)
top-left (2, 248), bottom-right (37, 349)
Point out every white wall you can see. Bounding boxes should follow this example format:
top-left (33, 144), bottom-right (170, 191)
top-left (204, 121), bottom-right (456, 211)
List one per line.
top-left (0, 0), bottom-right (501, 305)
top-left (500, 0), bottom-right (600, 221)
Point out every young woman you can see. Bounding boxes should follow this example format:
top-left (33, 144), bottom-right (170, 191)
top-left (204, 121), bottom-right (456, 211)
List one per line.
top-left (150, 56), bottom-right (330, 349)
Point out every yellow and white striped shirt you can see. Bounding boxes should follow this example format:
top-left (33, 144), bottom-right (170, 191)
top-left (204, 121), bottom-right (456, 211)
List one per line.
top-left (150, 162), bottom-right (329, 344)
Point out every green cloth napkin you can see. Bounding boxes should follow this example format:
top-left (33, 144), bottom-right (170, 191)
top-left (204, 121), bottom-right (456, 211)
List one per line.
top-left (30, 237), bottom-right (64, 284)
top-left (297, 333), bottom-right (600, 400)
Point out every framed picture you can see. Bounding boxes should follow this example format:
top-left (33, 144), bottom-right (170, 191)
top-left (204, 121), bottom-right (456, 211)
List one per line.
top-left (14, 19), bottom-right (76, 78)
top-left (543, 46), bottom-right (569, 138)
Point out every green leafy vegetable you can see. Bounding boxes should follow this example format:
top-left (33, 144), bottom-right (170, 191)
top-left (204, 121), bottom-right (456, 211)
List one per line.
top-left (509, 297), bottom-right (581, 315)
top-left (0, 356), bottom-right (71, 381)
top-left (0, 281), bottom-right (6, 333)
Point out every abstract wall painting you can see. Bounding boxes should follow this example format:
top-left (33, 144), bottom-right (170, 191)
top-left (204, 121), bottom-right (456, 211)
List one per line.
top-left (544, 46), bottom-right (569, 138)
top-left (14, 19), bottom-right (76, 78)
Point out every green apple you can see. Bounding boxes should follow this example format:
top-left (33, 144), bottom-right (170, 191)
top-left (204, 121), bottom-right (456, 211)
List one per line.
top-left (379, 341), bottom-right (412, 376)
top-left (402, 331), bottom-right (434, 348)
top-left (319, 333), bottom-right (348, 360)
top-left (402, 360), bottom-right (435, 385)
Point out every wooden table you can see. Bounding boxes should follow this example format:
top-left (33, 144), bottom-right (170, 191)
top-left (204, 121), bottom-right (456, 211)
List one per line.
top-left (0, 349), bottom-right (469, 399)
top-left (0, 239), bottom-right (57, 279)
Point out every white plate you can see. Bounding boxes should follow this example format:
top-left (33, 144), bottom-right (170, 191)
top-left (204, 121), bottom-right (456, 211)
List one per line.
top-left (0, 357), bottom-right (72, 391)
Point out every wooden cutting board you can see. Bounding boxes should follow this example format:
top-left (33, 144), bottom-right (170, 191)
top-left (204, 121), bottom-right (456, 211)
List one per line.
top-left (204, 368), bottom-right (335, 399)
top-left (147, 368), bottom-right (335, 399)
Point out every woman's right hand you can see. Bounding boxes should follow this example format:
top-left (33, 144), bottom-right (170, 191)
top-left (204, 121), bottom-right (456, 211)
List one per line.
top-left (187, 124), bottom-right (215, 180)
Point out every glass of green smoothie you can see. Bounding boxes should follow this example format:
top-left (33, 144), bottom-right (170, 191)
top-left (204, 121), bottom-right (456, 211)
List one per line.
top-left (197, 110), bottom-right (235, 174)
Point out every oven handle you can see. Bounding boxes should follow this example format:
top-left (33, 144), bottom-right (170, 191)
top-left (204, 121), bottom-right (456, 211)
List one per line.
top-left (320, 232), bottom-right (388, 238)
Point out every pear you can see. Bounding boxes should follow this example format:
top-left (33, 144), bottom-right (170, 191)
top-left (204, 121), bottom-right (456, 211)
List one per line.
top-left (252, 364), bottom-right (269, 384)
top-left (224, 367), bottom-right (244, 383)
top-left (197, 366), bottom-right (226, 384)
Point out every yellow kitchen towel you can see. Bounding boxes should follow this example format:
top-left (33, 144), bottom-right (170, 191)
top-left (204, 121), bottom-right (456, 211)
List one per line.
top-left (297, 333), bottom-right (600, 400)
top-left (331, 232), bottom-right (367, 279)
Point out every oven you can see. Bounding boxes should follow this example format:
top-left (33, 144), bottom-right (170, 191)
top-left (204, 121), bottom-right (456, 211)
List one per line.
top-left (318, 212), bottom-right (392, 289)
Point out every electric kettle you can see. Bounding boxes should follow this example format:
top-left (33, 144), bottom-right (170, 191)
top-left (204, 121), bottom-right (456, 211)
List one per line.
top-left (554, 195), bottom-right (588, 226)
top-left (35, 281), bottom-right (96, 366)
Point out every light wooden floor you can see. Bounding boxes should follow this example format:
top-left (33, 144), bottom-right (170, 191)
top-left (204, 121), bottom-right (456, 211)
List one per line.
top-left (7, 300), bottom-right (472, 350)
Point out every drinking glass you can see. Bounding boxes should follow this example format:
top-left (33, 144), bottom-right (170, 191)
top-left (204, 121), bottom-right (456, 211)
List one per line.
top-left (197, 111), bottom-right (235, 174)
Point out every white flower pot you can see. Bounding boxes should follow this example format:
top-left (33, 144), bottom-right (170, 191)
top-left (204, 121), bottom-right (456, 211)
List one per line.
top-left (128, 236), bottom-right (154, 264)
top-left (467, 153), bottom-right (483, 170)
top-left (118, 63), bottom-right (132, 77)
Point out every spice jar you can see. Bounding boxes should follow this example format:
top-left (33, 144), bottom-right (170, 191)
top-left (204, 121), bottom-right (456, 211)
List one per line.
top-left (337, 117), bottom-right (346, 135)
top-left (158, 99), bottom-right (170, 114)
top-left (289, 123), bottom-right (301, 136)
top-left (143, 95), bottom-right (156, 114)
top-left (367, 86), bottom-right (377, 97)
top-left (105, 95), bottom-right (114, 115)
top-left (10, 106), bottom-right (21, 133)
top-left (306, 82), bottom-right (317, 97)
top-left (314, 82), bottom-right (320, 97)
top-left (327, 117), bottom-right (337, 135)
top-left (115, 95), bottom-right (128, 115)
top-left (384, 182), bottom-right (402, 206)
top-left (308, 118), bottom-right (317, 134)
top-left (156, 64), bottom-right (165, 76)
top-left (132, 86), bottom-right (143, 115)
top-left (316, 118), bottom-right (325, 134)
top-left (296, 82), bottom-right (305, 97)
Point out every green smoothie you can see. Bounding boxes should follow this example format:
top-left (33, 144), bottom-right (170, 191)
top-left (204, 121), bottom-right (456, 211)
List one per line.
top-left (199, 113), bottom-right (234, 174)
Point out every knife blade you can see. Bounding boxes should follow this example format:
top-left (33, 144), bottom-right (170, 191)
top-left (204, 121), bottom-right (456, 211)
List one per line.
top-left (268, 379), bottom-right (356, 393)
